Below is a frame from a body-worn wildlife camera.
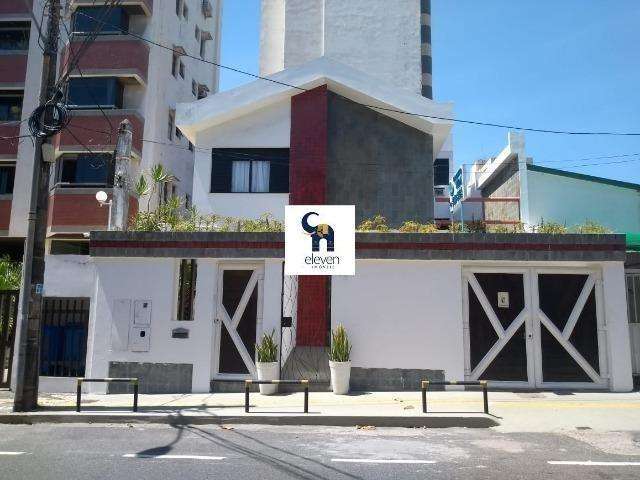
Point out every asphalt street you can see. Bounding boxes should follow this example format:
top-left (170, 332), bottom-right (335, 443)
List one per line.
top-left (0, 423), bottom-right (639, 479)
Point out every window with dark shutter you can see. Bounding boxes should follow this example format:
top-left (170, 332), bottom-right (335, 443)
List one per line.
top-left (210, 148), bottom-right (289, 193)
top-left (177, 259), bottom-right (197, 321)
top-left (269, 157), bottom-right (289, 193)
top-left (211, 151), bottom-right (233, 193)
top-left (434, 158), bottom-right (450, 186)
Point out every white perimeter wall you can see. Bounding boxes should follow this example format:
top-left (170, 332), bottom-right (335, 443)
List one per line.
top-left (34, 255), bottom-right (634, 393)
top-left (332, 260), bottom-right (466, 380)
top-left (602, 263), bottom-right (634, 391)
top-left (332, 259), bottom-right (633, 391)
top-left (83, 258), bottom-right (282, 393)
top-left (525, 169), bottom-right (640, 232)
top-left (193, 101), bottom-right (290, 220)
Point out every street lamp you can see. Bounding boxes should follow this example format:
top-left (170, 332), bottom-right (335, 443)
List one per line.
top-left (95, 190), bottom-right (112, 230)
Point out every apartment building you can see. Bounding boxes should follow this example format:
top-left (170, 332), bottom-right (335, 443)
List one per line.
top-left (0, 0), bottom-right (222, 255)
top-left (451, 132), bottom-right (640, 233)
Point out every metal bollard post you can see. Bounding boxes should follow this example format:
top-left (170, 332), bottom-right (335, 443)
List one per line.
top-left (133, 381), bottom-right (139, 412)
top-left (245, 380), bottom-right (251, 413)
top-left (303, 380), bottom-right (309, 413)
top-left (76, 379), bottom-right (82, 413)
top-left (481, 380), bottom-right (489, 414)
top-left (421, 380), bottom-right (429, 413)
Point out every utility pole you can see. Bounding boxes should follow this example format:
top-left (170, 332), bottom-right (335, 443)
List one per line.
top-left (111, 120), bottom-right (133, 231)
top-left (13, 0), bottom-right (61, 412)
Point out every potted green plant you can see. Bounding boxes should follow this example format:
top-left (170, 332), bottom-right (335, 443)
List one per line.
top-left (255, 329), bottom-right (279, 395)
top-left (328, 324), bottom-right (352, 395)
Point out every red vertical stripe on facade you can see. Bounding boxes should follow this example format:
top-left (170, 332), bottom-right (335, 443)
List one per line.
top-left (290, 85), bottom-right (330, 347)
top-left (289, 85), bottom-right (328, 205)
top-left (295, 276), bottom-right (329, 346)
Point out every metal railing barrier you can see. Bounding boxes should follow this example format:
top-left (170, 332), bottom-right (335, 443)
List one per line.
top-left (244, 379), bottom-right (309, 413)
top-left (76, 377), bottom-right (139, 412)
top-left (421, 380), bottom-right (489, 414)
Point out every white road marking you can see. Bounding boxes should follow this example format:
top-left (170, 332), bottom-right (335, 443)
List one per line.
top-left (331, 458), bottom-right (436, 464)
top-left (0, 452), bottom-right (26, 456)
top-left (549, 461), bottom-right (640, 467)
top-left (123, 454), bottom-right (225, 460)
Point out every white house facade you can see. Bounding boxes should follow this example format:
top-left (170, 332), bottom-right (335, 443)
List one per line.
top-left (10, 0), bottom-right (634, 396)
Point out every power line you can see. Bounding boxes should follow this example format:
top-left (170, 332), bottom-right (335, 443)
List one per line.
top-left (458, 152), bottom-right (640, 168)
top-left (73, 9), bottom-right (640, 137)
top-left (7, 124), bottom-right (640, 174)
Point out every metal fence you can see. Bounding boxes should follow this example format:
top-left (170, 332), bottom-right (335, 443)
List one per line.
top-left (0, 290), bottom-right (19, 388)
top-left (280, 270), bottom-right (298, 370)
top-left (627, 273), bottom-right (640, 374)
top-left (40, 297), bottom-right (90, 378)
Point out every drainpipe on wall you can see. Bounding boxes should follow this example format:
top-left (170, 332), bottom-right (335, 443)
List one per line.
top-left (111, 119), bottom-right (133, 231)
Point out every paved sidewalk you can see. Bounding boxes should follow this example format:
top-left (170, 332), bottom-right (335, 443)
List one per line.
top-left (1, 389), bottom-right (638, 431)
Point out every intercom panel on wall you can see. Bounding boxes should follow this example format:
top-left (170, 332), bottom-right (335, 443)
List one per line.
top-left (130, 326), bottom-right (151, 352)
top-left (133, 300), bottom-right (152, 325)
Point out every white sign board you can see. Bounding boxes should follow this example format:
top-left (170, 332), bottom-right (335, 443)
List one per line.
top-left (285, 205), bottom-right (355, 276)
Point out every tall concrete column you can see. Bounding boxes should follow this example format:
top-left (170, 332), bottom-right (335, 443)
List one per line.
top-left (111, 120), bottom-right (132, 231)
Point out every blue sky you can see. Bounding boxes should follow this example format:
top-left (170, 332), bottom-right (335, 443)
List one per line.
top-left (219, 0), bottom-right (640, 183)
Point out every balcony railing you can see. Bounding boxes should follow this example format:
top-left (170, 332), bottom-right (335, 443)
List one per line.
top-left (54, 109), bottom-right (144, 157)
top-left (0, 195), bottom-right (11, 233)
top-left (0, 54), bottom-right (28, 87)
top-left (0, 1), bottom-right (31, 16)
top-left (47, 187), bottom-right (112, 234)
top-left (61, 37), bottom-right (150, 85)
top-left (0, 123), bottom-right (20, 158)
top-left (47, 187), bottom-right (139, 235)
top-left (69, 0), bottom-right (152, 16)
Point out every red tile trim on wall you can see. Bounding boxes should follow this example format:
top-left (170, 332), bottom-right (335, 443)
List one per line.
top-left (290, 85), bottom-right (330, 347)
top-left (89, 239), bottom-right (624, 253)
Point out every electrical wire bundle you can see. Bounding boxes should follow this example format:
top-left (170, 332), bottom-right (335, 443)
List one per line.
top-left (28, 89), bottom-right (70, 139)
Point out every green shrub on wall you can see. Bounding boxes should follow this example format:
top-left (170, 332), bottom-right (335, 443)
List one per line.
top-left (572, 220), bottom-right (611, 234)
top-left (487, 223), bottom-right (525, 233)
top-left (0, 256), bottom-right (21, 291)
top-left (398, 220), bottom-right (439, 233)
top-left (357, 215), bottom-right (390, 232)
top-left (535, 220), bottom-right (568, 234)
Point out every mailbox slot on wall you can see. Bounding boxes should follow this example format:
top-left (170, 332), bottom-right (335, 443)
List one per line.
top-left (172, 327), bottom-right (189, 339)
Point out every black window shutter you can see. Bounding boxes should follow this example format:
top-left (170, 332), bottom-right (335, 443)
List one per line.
top-left (269, 159), bottom-right (289, 193)
top-left (211, 150), bottom-right (232, 192)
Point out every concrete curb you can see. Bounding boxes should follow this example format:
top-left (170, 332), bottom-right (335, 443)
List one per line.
top-left (0, 413), bottom-right (499, 428)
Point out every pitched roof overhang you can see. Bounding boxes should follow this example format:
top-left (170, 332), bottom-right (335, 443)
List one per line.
top-left (176, 57), bottom-right (454, 155)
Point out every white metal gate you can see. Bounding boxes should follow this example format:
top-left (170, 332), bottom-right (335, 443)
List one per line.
top-left (463, 267), bottom-right (608, 389)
